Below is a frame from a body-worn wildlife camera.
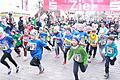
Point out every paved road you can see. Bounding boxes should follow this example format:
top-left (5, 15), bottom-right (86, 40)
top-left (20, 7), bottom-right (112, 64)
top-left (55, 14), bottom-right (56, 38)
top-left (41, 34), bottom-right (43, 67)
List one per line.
top-left (0, 40), bottom-right (120, 80)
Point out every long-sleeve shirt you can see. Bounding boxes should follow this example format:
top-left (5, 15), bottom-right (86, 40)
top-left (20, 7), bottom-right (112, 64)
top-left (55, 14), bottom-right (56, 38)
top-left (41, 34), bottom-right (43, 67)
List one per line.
top-left (68, 45), bottom-right (88, 65)
top-left (0, 36), bottom-right (14, 53)
top-left (105, 42), bottom-right (118, 58)
top-left (52, 32), bottom-right (63, 44)
top-left (28, 39), bottom-right (47, 60)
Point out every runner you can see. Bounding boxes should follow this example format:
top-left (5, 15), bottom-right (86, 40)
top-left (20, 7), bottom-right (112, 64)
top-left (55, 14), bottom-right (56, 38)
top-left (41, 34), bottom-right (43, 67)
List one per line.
top-left (0, 27), bottom-right (19, 75)
top-left (63, 27), bottom-right (72, 64)
top-left (98, 30), bottom-right (107, 62)
top-left (19, 29), bottom-right (30, 61)
top-left (11, 30), bottom-right (22, 57)
top-left (89, 29), bottom-right (98, 63)
top-left (68, 37), bottom-right (88, 80)
top-left (104, 36), bottom-right (118, 79)
top-left (52, 26), bottom-right (64, 58)
top-left (27, 29), bottom-right (51, 74)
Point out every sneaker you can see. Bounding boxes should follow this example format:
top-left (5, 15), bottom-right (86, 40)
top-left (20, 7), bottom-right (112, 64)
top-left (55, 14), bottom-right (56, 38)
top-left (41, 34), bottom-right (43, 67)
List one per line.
top-left (39, 67), bottom-right (44, 74)
top-left (104, 73), bottom-right (109, 79)
top-left (102, 58), bottom-right (105, 62)
top-left (63, 61), bottom-right (66, 65)
top-left (16, 66), bottom-right (19, 73)
top-left (17, 54), bottom-right (21, 57)
top-left (8, 68), bottom-right (12, 75)
top-left (88, 58), bottom-right (91, 63)
top-left (55, 55), bottom-right (60, 58)
top-left (38, 64), bottom-right (44, 74)
top-left (84, 64), bottom-right (88, 69)
top-left (23, 56), bottom-right (27, 61)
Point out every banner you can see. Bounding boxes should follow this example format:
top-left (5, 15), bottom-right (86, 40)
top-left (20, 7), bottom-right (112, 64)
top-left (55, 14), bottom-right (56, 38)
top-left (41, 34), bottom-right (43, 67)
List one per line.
top-left (110, 1), bottom-right (120, 11)
top-left (44, 0), bottom-right (110, 11)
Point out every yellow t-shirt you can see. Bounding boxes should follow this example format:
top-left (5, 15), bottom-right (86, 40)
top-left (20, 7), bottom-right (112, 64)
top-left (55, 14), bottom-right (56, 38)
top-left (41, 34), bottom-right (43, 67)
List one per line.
top-left (89, 33), bottom-right (98, 47)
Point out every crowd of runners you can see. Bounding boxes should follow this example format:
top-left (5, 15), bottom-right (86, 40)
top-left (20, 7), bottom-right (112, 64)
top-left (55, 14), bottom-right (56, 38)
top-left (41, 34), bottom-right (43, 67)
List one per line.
top-left (0, 12), bottom-right (120, 80)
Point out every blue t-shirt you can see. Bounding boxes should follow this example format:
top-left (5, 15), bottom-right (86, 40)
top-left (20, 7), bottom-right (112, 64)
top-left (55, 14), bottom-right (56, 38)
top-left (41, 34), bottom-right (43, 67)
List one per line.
top-left (28, 39), bottom-right (47, 60)
top-left (78, 31), bottom-right (89, 41)
top-left (63, 34), bottom-right (73, 48)
top-left (0, 36), bottom-right (13, 53)
top-left (71, 29), bottom-right (79, 38)
top-left (105, 43), bottom-right (118, 58)
top-left (53, 32), bottom-right (63, 44)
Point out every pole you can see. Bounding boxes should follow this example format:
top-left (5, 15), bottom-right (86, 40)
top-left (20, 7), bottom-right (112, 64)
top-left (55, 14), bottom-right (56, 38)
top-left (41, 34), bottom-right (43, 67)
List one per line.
top-left (38, 1), bottom-right (41, 21)
top-left (22, 0), bottom-right (23, 9)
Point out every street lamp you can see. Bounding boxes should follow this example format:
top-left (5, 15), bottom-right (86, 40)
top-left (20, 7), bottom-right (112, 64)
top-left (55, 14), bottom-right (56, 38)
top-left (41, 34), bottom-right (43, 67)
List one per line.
top-left (22, 0), bottom-right (23, 10)
top-left (38, 0), bottom-right (41, 21)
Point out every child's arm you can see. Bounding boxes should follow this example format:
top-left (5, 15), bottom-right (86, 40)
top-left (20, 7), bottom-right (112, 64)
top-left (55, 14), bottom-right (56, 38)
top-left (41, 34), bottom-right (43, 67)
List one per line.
top-left (112, 45), bottom-right (118, 58)
top-left (44, 46), bottom-right (51, 51)
top-left (81, 48), bottom-right (88, 65)
top-left (18, 35), bottom-right (23, 40)
top-left (104, 45), bottom-right (107, 56)
top-left (95, 35), bottom-right (98, 43)
top-left (39, 40), bottom-right (51, 51)
top-left (68, 48), bottom-right (74, 60)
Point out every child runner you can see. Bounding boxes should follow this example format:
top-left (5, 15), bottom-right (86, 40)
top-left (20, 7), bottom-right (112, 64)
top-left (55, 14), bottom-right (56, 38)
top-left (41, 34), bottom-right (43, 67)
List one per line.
top-left (63, 28), bottom-right (72, 64)
top-left (0, 27), bottom-right (19, 75)
top-left (39, 27), bottom-right (47, 42)
top-left (11, 30), bottom-right (22, 57)
top-left (98, 31), bottom-right (107, 62)
top-left (68, 37), bottom-right (88, 80)
top-left (78, 25), bottom-right (89, 48)
top-left (27, 29), bottom-right (51, 74)
top-left (104, 36), bottom-right (118, 79)
top-left (89, 29), bottom-right (98, 62)
top-left (85, 26), bottom-right (91, 53)
top-left (52, 26), bottom-right (64, 58)
top-left (19, 29), bottom-right (30, 60)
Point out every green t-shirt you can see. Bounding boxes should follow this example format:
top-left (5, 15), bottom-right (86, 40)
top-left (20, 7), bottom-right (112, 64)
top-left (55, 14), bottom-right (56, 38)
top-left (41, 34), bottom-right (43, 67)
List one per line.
top-left (68, 45), bottom-right (88, 65)
top-left (13, 34), bottom-right (22, 47)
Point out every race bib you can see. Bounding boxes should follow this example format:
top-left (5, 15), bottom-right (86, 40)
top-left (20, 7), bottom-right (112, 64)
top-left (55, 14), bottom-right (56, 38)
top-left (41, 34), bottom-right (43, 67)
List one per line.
top-left (0, 44), bottom-right (9, 50)
top-left (92, 40), bottom-right (96, 44)
top-left (29, 43), bottom-right (36, 50)
top-left (74, 54), bottom-right (82, 62)
top-left (23, 37), bottom-right (29, 42)
top-left (101, 40), bottom-right (106, 45)
top-left (2, 44), bottom-right (9, 50)
top-left (107, 47), bottom-right (114, 54)
top-left (80, 38), bottom-right (85, 44)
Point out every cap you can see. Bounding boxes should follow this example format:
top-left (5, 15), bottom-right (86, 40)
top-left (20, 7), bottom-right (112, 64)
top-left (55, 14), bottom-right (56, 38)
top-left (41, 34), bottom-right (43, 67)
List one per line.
top-left (73, 37), bottom-right (79, 42)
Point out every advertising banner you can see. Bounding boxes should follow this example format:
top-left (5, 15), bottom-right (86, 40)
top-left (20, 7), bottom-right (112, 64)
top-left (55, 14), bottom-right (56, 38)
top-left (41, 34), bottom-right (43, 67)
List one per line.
top-left (44, 0), bottom-right (110, 11)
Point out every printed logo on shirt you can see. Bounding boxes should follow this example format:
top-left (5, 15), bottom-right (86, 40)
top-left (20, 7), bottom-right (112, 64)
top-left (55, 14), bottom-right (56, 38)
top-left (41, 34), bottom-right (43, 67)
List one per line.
top-left (29, 43), bottom-right (36, 50)
top-left (107, 47), bottom-right (114, 54)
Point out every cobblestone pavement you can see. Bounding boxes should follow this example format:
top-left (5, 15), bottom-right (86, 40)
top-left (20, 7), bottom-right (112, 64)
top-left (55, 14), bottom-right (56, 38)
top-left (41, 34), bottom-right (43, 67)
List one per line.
top-left (0, 40), bottom-right (120, 80)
